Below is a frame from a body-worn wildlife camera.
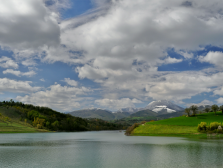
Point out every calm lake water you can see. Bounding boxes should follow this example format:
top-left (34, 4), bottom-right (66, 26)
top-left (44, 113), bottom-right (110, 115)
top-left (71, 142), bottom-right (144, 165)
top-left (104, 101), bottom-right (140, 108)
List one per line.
top-left (0, 131), bottom-right (223, 168)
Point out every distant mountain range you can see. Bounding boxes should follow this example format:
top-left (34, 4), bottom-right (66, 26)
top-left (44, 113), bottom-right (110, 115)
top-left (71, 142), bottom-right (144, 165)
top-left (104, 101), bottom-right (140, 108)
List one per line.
top-left (68, 100), bottom-right (186, 120)
top-left (68, 108), bottom-right (130, 121)
top-left (115, 100), bottom-right (184, 114)
top-left (68, 100), bottom-right (213, 122)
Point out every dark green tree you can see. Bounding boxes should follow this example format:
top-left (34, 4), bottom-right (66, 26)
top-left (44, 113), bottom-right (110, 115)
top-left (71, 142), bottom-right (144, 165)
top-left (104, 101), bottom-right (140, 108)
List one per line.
top-left (204, 107), bottom-right (210, 113)
top-left (184, 108), bottom-right (191, 117)
top-left (212, 104), bottom-right (219, 115)
top-left (190, 105), bottom-right (198, 116)
top-left (219, 105), bottom-right (223, 114)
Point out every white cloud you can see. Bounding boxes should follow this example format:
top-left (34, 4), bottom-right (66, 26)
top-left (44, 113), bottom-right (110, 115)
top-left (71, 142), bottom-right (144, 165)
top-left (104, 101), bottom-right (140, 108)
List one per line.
top-left (2, 0), bottom-right (223, 110)
top-left (0, 56), bottom-right (18, 69)
top-left (187, 100), bottom-right (213, 107)
top-left (21, 59), bottom-right (36, 66)
top-left (160, 57), bottom-right (183, 64)
top-left (63, 78), bottom-right (78, 87)
top-left (213, 86), bottom-right (223, 96)
top-left (55, 0), bottom-right (223, 106)
top-left (199, 51), bottom-right (223, 67)
top-left (177, 51), bottom-right (193, 59)
top-left (40, 78), bottom-right (45, 82)
top-left (95, 98), bottom-right (142, 110)
top-left (16, 83), bottom-right (92, 112)
top-left (60, 0), bottom-right (223, 66)
top-left (3, 69), bottom-right (36, 77)
top-left (216, 97), bottom-right (223, 104)
top-left (0, 78), bottom-right (40, 93)
top-left (0, 0), bottom-right (60, 50)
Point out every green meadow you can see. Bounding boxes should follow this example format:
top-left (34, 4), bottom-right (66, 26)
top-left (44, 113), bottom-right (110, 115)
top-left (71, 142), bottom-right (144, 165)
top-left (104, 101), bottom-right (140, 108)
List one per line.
top-left (0, 121), bottom-right (46, 133)
top-left (132, 111), bottom-right (223, 138)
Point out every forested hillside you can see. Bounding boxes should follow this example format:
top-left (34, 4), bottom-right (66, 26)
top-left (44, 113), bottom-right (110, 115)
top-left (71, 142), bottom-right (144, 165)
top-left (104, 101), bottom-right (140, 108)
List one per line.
top-left (0, 100), bottom-right (126, 132)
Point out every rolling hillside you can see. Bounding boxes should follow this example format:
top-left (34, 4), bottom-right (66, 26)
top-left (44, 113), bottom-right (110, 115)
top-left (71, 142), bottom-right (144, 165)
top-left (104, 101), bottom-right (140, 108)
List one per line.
top-left (0, 101), bottom-right (126, 133)
top-left (131, 111), bottom-right (223, 137)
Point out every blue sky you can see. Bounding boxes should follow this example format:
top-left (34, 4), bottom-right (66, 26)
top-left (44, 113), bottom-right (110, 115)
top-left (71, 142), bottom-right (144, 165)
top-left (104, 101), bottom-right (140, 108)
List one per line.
top-left (1, 0), bottom-right (223, 112)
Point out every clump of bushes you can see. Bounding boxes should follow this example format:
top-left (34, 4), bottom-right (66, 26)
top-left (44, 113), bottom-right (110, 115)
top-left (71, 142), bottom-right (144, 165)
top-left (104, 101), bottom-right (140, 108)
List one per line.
top-left (197, 122), bottom-right (207, 132)
top-left (198, 122), bottom-right (222, 133)
top-left (125, 123), bottom-right (140, 136)
top-left (141, 121), bottom-right (147, 124)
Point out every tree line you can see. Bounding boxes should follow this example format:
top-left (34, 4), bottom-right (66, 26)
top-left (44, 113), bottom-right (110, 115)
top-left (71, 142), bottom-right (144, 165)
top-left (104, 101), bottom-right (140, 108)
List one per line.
top-left (185, 104), bottom-right (223, 116)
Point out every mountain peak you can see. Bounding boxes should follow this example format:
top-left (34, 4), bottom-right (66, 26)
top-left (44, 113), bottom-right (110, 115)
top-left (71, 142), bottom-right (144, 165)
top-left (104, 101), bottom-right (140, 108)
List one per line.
top-left (145, 100), bottom-right (184, 113)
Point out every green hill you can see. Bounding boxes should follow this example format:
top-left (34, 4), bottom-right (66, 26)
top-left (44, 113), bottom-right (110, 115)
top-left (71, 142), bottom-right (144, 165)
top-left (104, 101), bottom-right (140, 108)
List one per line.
top-left (0, 101), bottom-right (126, 133)
top-left (113, 112), bottom-right (130, 119)
top-left (131, 111), bottom-right (223, 137)
top-left (0, 106), bottom-right (46, 133)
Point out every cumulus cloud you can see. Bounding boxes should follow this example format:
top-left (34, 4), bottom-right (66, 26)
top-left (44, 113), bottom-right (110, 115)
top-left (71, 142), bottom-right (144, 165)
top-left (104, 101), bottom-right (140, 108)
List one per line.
top-left (213, 86), bottom-right (223, 96)
top-left (216, 97), bottom-right (223, 104)
top-left (177, 51), bottom-right (194, 59)
top-left (63, 78), bottom-right (78, 86)
top-left (0, 56), bottom-right (18, 69)
top-left (0, 78), bottom-right (40, 93)
top-left (21, 59), bottom-right (36, 66)
top-left (3, 69), bottom-right (36, 77)
top-left (187, 100), bottom-right (213, 107)
top-left (199, 51), bottom-right (223, 67)
top-left (61, 0), bottom-right (223, 65)
top-left (16, 80), bottom-right (92, 112)
top-left (0, 0), bottom-right (60, 50)
top-left (40, 78), bottom-right (45, 82)
top-left (160, 57), bottom-right (183, 64)
top-left (53, 0), bottom-right (223, 106)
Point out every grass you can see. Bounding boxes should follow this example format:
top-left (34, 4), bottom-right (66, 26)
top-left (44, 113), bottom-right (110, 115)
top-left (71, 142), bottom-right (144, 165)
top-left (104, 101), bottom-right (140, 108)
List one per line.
top-left (0, 121), bottom-right (46, 133)
top-left (133, 125), bottom-right (197, 134)
top-left (0, 107), bottom-right (49, 133)
top-left (132, 111), bottom-right (223, 138)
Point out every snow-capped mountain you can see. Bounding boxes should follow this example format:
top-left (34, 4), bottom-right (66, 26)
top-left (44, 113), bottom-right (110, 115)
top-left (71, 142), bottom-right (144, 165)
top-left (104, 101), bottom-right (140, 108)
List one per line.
top-left (115, 107), bottom-right (142, 114)
top-left (144, 100), bottom-right (184, 113)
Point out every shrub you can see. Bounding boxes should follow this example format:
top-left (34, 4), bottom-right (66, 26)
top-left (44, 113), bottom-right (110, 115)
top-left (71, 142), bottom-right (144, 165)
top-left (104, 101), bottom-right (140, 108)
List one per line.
top-left (198, 122), bottom-right (222, 133)
top-left (125, 123), bottom-right (140, 136)
top-left (141, 121), bottom-right (147, 124)
top-left (37, 124), bottom-right (42, 129)
top-left (198, 122), bottom-right (207, 132)
top-left (210, 122), bottom-right (221, 131)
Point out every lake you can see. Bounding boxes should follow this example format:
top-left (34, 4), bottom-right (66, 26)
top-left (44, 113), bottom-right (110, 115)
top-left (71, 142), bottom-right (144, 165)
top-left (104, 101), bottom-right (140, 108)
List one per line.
top-left (0, 131), bottom-right (223, 168)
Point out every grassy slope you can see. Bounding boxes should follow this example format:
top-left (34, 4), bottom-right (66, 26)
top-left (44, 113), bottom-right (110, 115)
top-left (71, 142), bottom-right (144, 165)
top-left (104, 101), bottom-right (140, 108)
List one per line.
top-left (0, 107), bottom-right (48, 133)
top-left (0, 121), bottom-right (43, 133)
top-left (132, 111), bottom-right (223, 137)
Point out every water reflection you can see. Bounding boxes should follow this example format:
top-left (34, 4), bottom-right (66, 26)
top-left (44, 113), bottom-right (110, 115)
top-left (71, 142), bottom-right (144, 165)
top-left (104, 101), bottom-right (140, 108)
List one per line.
top-left (0, 131), bottom-right (223, 168)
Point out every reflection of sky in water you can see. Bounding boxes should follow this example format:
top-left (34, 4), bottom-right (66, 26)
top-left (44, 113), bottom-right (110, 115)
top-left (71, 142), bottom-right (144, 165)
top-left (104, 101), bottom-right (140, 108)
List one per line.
top-left (0, 131), bottom-right (223, 168)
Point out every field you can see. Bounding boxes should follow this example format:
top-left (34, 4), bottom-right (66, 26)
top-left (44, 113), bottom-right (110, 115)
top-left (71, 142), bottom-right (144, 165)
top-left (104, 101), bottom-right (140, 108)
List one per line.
top-left (132, 111), bottom-right (223, 137)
